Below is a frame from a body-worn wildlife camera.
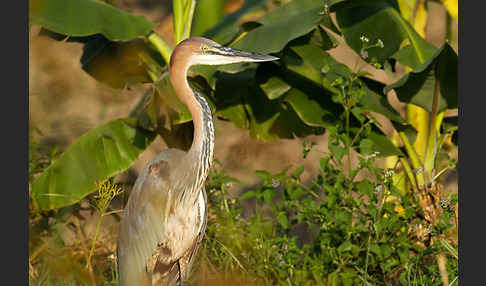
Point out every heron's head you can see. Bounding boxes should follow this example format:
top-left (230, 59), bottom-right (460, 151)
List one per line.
top-left (170, 37), bottom-right (279, 68)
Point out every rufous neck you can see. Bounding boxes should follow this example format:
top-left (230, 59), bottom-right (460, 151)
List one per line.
top-left (169, 52), bottom-right (214, 170)
top-left (169, 56), bottom-right (206, 150)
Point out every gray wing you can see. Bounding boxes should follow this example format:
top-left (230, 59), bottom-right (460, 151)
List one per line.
top-left (117, 149), bottom-right (185, 286)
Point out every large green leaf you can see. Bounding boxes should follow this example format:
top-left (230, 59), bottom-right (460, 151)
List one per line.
top-left (284, 89), bottom-right (335, 128)
top-left (29, 0), bottom-right (155, 41)
top-left (384, 43), bottom-right (457, 112)
top-left (31, 118), bottom-right (156, 211)
top-left (213, 68), bottom-right (324, 141)
top-left (332, 0), bottom-right (436, 67)
top-left (81, 37), bottom-right (163, 89)
top-left (263, 42), bottom-right (344, 128)
top-left (192, 0), bottom-right (225, 36)
top-left (232, 0), bottom-right (326, 54)
top-left (360, 130), bottom-right (404, 157)
top-left (203, 0), bottom-right (267, 45)
top-left (194, 0), bottom-right (337, 87)
top-left (359, 77), bottom-right (406, 124)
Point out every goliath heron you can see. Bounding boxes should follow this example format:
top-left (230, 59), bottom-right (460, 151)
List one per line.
top-left (116, 37), bottom-right (278, 285)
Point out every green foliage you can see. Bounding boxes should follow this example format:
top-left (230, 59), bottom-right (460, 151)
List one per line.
top-left (192, 0), bottom-right (225, 36)
top-left (232, 0), bottom-right (328, 54)
top-left (331, 0), bottom-right (437, 68)
top-left (201, 116), bottom-right (457, 286)
top-left (385, 43), bottom-right (458, 113)
top-left (29, 0), bottom-right (155, 41)
top-left (31, 118), bottom-right (156, 211)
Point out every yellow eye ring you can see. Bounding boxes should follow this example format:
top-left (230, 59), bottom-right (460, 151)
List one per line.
top-left (201, 45), bottom-right (209, 54)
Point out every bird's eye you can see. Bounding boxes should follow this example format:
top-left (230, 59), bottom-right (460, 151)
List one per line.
top-left (201, 45), bottom-right (209, 54)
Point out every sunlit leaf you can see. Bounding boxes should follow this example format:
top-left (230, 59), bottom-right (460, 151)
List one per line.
top-left (192, 0), bottom-right (225, 36)
top-left (332, 0), bottom-right (437, 67)
top-left (213, 69), bottom-right (324, 141)
top-left (284, 89), bottom-right (335, 128)
top-left (259, 77), bottom-right (291, 100)
top-left (203, 0), bottom-right (267, 44)
top-left (385, 43), bottom-right (457, 112)
top-left (360, 130), bottom-right (404, 157)
top-left (232, 0), bottom-right (326, 54)
top-left (31, 118), bottom-right (156, 211)
top-left (359, 77), bottom-right (406, 124)
top-left (29, 0), bottom-right (155, 41)
top-left (441, 0), bottom-right (458, 20)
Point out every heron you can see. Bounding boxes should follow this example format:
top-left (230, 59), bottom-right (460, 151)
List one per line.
top-left (116, 37), bottom-right (278, 286)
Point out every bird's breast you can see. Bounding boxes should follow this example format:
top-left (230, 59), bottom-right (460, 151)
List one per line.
top-left (155, 192), bottom-right (204, 264)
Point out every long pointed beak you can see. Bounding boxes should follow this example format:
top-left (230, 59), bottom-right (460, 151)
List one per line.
top-left (213, 46), bottom-right (279, 63)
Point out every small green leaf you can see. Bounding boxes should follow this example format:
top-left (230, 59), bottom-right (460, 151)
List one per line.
top-left (365, 130), bottom-right (404, 157)
top-left (259, 77), bottom-right (291, 100)
top-left (359, 138), bottom-right (374, 155)
top-left (320, 157), bottom-right (330, 171)
top-left (369, 243), bottom-right (382, 259)
top-left (329, 142), bottom-right (346, 161)
top-left (263, 189), bottom-right (275, 205)
top-left (337, 240), bottom-right (353, 253)
top-left (255, 170), bottom-right (272, 182)
top-left (356, 180), bottom-right (374, 197)
top-left (277, 212), bottom-right (289, 229)
top-left (291, 166), bottom-right (305, 179)
top-left (240, 190), bottom-right (256, 201)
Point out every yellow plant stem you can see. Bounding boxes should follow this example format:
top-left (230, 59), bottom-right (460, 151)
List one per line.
top-left (182, 0), bottom-right (197, 42)
top-left (423, 79), bottom-right (442, 183)
top-left (147, 32), bottom-right (173, 66)
top-left (172, 0), bottom-right (185, 43)
top-left (441, 0), bottom-right (458, 20)
top-left (398, 130), bottom-right (424, 187)
top-left (399, 157), bottom-right (419, 193)
top-left (86, 214), bottom-right (104, 269)
top-left (407, 104), bottom-right (428, 162)
top-left (385, 130), bottom-right (400, 170)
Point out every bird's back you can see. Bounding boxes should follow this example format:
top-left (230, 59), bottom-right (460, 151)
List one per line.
top-left (117, 149), bottom-right (207, 286)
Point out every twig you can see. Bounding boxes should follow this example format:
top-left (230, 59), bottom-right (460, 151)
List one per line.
top-left (436, 252), bottom-right (449, 286)
top-left (74, 216), bottom-right (97, 286)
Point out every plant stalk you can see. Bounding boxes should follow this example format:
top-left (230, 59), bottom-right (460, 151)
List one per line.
top-left (182, 0), bottom-right (197, 41)
top-left (147, 32), bottom-right (173, 66)
top-left (398, 131), bottom-right (425, 187)
top-left (423, 78), bottom-right (441, 183)
top-left (399, 157), bottom-right (419, 193)
top-left (86, 214), bottom-right (104, 269)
